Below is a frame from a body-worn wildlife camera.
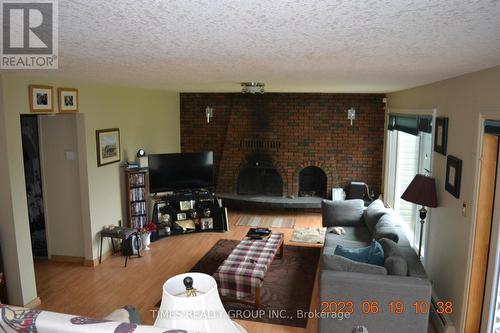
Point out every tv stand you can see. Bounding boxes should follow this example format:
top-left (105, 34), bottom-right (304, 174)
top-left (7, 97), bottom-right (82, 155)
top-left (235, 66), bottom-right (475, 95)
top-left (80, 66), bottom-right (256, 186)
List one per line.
top-left (151, 189), bottom-right (228, 240)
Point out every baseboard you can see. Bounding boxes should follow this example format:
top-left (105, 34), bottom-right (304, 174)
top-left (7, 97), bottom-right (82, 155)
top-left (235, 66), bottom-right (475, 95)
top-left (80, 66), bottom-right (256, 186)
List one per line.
top-left (24, 297), bottom-right (41, 308)
top-left (50, 255), bottom-right (85, 264)
top-left (83, 249), bottom-right (114, 267)
top-left (50, 250), bottom-right (114, 267)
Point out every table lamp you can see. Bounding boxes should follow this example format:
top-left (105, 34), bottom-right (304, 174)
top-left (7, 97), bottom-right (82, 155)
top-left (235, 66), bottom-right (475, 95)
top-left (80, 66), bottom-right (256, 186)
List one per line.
top-left (155, 272), bottom-right (246, 333)
top-left (401, 174), bottom-right (438, 257)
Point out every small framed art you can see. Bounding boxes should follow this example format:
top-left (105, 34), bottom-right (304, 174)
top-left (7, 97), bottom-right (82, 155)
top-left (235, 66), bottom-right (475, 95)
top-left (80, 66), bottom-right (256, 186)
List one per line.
top-left (445, 155), bottom-right (462, 198)
top-left (96, 128), bottom-right (121, 167)
top-left (58, 88), bottom-right (79, 112)
top-left (29, 85), bottom-right (54, 113)
top-left (180, 200), bottom-right (195, 211)
top-left (434, 117), bottom-right (448, 155)
top-left (200, 217), bottom-right (213, 230)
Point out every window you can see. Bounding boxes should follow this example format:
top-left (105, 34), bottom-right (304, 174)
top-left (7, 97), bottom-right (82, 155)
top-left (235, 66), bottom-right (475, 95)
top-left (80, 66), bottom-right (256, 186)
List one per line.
top-left (385, 114), bottom-right (433, 256)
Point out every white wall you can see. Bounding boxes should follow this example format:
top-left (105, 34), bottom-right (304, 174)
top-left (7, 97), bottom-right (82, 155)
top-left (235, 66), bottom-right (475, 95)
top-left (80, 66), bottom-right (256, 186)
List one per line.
top-left (387, 65), bottom-right (500, 331)
top-left (0, 73), bottom-right (180, 305)
top-left (39, 114), bottom-right (84, 258)
top-left (0, 75), bottom-right (38, 306)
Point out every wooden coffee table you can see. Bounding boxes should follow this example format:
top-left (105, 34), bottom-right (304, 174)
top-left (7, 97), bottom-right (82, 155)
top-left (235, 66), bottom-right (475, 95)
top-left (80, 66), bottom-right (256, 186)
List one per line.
top-left (213, 232), bottom-right (284, 308)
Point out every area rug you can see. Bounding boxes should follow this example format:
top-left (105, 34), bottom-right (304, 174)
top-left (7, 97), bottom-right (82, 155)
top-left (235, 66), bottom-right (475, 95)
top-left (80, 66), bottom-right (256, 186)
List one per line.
top-left (235, 214), bottom-right (296, 228)
top-left (290, 227), bottom-right (327, 245)
top-left (156, 239), bottom-right (320, 328)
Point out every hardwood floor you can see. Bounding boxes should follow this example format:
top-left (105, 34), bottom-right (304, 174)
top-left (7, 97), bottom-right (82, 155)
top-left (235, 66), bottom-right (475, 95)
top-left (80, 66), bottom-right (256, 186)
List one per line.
top-left (34, 209), bottom-right (436, 333)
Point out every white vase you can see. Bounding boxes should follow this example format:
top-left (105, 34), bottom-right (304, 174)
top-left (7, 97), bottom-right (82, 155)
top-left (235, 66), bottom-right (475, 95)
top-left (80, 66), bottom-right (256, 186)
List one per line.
top-left (142, 232), bottom-right (151, 251)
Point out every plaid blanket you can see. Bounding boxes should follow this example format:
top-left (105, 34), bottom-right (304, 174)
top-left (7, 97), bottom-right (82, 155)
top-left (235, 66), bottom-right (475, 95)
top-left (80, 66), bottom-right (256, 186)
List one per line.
top-left (213, 233), bottom-right (284, 299)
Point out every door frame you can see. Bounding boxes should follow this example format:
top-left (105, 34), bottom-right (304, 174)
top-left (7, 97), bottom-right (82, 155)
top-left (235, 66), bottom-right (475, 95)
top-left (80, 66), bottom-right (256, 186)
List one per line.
top-left (480, 141), bottom-right (500, 332)
top-left (463, 111), bottom-right (500, 332)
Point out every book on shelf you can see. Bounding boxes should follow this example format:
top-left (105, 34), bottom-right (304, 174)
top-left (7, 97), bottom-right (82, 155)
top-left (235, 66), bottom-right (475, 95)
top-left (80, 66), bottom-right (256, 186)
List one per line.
top-left (131, 216), bottom-right (147, 228)
top-left (131, 201), bottom-right (146, 215)
top-left (129, 173), bottom-right (145, 187)
top-left (130, 187), bottom-right (145, 201)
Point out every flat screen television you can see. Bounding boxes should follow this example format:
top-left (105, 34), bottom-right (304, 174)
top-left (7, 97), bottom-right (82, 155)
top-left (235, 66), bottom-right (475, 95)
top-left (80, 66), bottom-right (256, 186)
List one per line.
top-left (148, 152), bottom-right (214, 193)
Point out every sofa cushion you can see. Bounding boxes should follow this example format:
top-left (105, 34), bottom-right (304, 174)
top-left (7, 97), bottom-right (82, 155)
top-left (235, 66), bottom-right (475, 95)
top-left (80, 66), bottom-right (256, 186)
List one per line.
top-left (324, 226), bottom-right (372, 249)
top-left (322, 199), bottom-right (365, 227)
top-left (334, 240), bottom-right (385, 266)
top-left (364, 199), bottom-right (387, 234)
top-left (373, 214), bottom-right (399, 243)
top-left (322, 247), bottom-right (388, 275)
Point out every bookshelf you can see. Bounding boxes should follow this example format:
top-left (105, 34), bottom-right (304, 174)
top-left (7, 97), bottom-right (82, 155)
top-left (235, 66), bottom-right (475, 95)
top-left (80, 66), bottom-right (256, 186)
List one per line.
top-left (124, 168), bottom-right (148, 229)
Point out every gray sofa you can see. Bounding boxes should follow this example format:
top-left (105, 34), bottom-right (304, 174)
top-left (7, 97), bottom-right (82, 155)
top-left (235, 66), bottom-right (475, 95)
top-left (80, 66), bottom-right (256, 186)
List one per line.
top-left (320, 199), bottom-right (432, 333)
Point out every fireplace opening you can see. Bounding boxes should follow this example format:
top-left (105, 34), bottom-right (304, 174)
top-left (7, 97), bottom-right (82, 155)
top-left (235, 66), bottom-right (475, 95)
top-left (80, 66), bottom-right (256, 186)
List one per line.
top-left (299, 166), bottom-right (327, 197)
top-left (237, 155), bottom-right (283, 196)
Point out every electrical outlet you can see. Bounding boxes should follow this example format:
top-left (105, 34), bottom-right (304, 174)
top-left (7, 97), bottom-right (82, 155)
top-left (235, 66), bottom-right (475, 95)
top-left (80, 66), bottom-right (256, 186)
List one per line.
top-left (462, 202), bottom-right (467, 217)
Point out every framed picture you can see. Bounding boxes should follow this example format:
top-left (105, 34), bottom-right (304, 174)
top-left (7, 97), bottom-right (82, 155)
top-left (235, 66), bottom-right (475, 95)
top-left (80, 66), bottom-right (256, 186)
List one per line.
top-left (179, 200), bottom-right (195, 211)
top-left (29, 85), bottom-right (54, 113)
top-left (200, 217), bottom-right (213, 230)
top-left (58, 88), bottom-right (79, 113)
top-left (434, 117), bottom-right (448, 155)
top-left (96, 128), bottom-right (121, 167)
top-left (445, 155), bottom-right (462, 198)
top-left (176, 213), bottom-right (187, 221)
top-left (157, 203), bottom-right (172, 225)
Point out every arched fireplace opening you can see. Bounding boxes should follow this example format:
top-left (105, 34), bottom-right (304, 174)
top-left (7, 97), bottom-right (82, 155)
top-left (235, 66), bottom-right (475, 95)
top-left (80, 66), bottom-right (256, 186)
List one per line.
top-left (299, 166), bottom-right (327, 198)
top-left (237, 154), bottom-right (283, 196)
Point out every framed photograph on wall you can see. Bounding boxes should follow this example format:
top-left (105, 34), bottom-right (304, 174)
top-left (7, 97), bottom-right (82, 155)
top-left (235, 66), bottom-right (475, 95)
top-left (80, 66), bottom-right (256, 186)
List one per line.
top-left (445, 155), bottom-right (462, 198)
top-left (96, 128), bottom-right (121, 167)
top-left (58, 88), bottom-right (79, 113)
top-left (434, 117), bottom-right (448, 155)
top-left (29, 85), bottom-right (54, 113)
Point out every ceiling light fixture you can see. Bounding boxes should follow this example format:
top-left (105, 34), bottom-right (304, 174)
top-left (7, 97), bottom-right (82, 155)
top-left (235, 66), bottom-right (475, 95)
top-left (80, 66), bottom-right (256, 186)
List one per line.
top-left (241, 82), bottom-right (265, 94)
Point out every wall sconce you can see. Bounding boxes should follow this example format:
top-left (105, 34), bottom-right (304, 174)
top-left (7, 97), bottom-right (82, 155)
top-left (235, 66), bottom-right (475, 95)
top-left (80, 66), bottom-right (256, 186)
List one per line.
top-left (347, 107), bottom-right (356, 126)
top-left (206, 106), bottom-right (214, 123)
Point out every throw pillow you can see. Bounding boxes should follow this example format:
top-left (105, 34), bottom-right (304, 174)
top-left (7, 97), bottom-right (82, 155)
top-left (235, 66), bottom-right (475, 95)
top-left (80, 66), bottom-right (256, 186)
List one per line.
top-left (322, 199), bottom-right (365, 227)
top-left (384, 256), bottom-right (408, 276)
top-left (378, 238), bottom-right (401, 258)
top-left (378, 238), bottom-right (408, 276)
top-left (363, 199), bottom-right (387, 234)
top-left (334, 240), bottom-right (385, 266)
top-left (322, 251), bottom-right (388, 275)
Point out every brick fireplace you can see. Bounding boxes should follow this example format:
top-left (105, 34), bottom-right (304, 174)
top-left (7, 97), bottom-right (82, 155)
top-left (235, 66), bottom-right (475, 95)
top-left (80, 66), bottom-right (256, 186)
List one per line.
top-left (180, 93), bottom-right (385, 198)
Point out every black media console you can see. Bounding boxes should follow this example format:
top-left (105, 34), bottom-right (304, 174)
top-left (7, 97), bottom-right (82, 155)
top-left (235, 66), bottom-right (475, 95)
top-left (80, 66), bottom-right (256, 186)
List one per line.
top-left (151, 189), bottom-right (228, 241)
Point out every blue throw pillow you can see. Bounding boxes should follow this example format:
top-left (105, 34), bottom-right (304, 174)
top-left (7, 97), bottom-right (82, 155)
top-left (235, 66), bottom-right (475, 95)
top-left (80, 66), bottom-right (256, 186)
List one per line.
top-left (334, 240), bottom-right (385, 266)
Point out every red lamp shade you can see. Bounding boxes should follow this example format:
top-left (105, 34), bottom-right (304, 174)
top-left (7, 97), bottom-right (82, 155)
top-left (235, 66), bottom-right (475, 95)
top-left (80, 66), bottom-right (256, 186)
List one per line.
top-left (401, 174), bottom-right (438, 208)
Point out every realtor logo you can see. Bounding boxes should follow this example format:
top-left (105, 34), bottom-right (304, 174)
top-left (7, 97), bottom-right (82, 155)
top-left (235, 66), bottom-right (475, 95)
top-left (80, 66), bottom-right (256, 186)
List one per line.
top-left (1, 0), bottom-right (58, 69)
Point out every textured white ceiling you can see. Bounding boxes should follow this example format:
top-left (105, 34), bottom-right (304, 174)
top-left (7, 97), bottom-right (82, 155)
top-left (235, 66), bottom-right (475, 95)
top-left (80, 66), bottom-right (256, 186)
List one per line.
top-left (4, 0), bottom-right (500, 92)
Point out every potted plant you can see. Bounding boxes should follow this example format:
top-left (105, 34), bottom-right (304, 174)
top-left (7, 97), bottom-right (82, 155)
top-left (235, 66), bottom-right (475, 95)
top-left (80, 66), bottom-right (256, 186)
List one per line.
top-left (138, 221), bottom-right (157, 251)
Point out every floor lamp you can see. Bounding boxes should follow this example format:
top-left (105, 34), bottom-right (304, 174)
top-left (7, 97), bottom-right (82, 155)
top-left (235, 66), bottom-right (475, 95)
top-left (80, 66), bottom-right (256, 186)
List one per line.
top-left (401, 174), bottom-right (438, 257)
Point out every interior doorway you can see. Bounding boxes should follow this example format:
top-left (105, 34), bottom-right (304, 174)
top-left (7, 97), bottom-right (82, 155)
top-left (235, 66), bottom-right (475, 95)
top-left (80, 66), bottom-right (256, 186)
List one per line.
top-left (20, 113), bottom-right (86, 262)
top-left (20, 115), bottom-right (47, 258)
